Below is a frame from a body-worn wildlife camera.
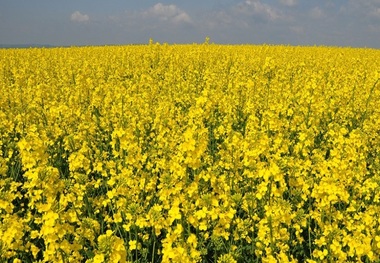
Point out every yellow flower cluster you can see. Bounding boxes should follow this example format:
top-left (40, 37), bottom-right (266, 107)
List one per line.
top-left (1, 43), bottom-right (380, 262)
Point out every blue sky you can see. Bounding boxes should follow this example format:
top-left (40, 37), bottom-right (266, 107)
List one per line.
top-left (1, 0), bottom-right (380, 47)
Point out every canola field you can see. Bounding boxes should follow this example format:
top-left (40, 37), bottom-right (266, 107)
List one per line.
top-left (1, 44), bottom-right (380, 263)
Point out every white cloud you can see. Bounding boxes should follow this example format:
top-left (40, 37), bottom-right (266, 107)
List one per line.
top-left (235, 0), bottom-right (283, 21)
top-left (100, 0), bottom-right (380, 47)
top-left (362, 0), bottom-right (380, 6)
top-left (370, 7), bottom-right (380, 18)
top-left (70, 11), bottom-right (89, 22)
top-left (143, 3), bottom-right (192, 24)
top-left (279, 0), bottom-right (298, 7)
top-left (290, 25), bottom-right (304, 34)
top-left (202, 11), bottom-right (234, 29)
top-left (310, 7), bottom-right (325, 19)
top-left (341, 0), bottom-right (380, 15)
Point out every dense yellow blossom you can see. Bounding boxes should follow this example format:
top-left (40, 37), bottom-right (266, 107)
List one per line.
top-left (1, 43), bottom-right (380, 262)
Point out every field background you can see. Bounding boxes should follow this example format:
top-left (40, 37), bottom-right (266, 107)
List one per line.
top-left (1, 44), bottom-right (380, 262)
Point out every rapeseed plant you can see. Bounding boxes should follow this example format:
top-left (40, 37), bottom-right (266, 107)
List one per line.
top-left (1, 44), bottom-right (380, 262)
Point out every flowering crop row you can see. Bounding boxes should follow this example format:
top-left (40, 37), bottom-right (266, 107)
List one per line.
top-left (1, 43), bottom-right (380, 262)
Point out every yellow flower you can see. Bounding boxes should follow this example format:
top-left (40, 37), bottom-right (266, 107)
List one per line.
top-left (187, 234), bottom-right (198, 248)
top-left (3, 41), bottom-right (380, 262)
top-left (129, 240), bottom-right (137, 251)
top-left (168, 205), bottom-right (181, 224)
top-left (93, 254), bottom-right (105, 263)
top-left (217, 253), bottom-right (237, 263)
top-left (195, 207), bottom-right (207, 220)
top-left (199, 221), bottom-right (208, 231)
